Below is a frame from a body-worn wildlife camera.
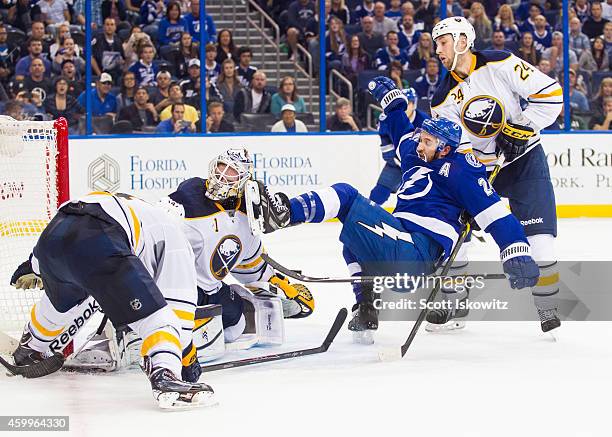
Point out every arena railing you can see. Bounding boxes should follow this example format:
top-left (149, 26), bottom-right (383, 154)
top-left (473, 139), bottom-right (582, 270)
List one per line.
top-left (245, 0), bottom-right (281, 85)
top-left (329, 69), bottom-right (354, 116)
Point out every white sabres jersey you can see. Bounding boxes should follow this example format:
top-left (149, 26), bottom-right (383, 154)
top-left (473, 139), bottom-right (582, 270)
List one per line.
top-left (166, 178), bottom-right (274, 295)
top-left (430, 50), bottom-right (562, 168)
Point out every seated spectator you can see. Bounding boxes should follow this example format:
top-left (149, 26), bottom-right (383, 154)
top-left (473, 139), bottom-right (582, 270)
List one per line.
top-left (328, 0), bottom-right (350, 25)
top-left (445, 0), bottom-right (464, 18)
top-left (372, 2), bottom-right (398, 35)
top-left (605, 22), bottom-right (612, 60)
top-left (205, 43), bottom-right (221, 83)
top-left (101, 0), bottom-right (127, 22)
top-left (542, 32), bottom-right (578, 75)
top-left (401, 2), bottom-right (417, 21)
top-left (398, 14), bottom-right (421, 51)
top-left (184, 0), bottom-right (217, 44)
top-left (589, 96), bottom-right (612, 129)
top-left (271, 75), bottom-right (306, 115)
top-left (158, 1), bottom-right (189, 46)
top-left (116, 71), bottom-right (137, 114)
top-left (205, 76), bottom-right (221, 105)
top-left (486, 30), bottom-right (507, 51)
top-left (20, 58), bottom-right (53, 102)
top-left (574, 0), bottom-right (590, 23)
top-left (494, 4), bottom-right (520, 42)
top-left (236, 47), bottom-right (258, 88)
top-left (375, 31), bottom-right (408, 70)
top-left (326, 17), bottom-right (348, 71)
top-left (287, 0), bottom-right (317, 36)
top-left (4, 100), bottom-right (26, 121)
top-left (385, 0), bottom-right (402, 24)
top-left (73, 0), bottom-right (103, 30)
top-left (44, 77), bottom-right (79, 128)
top-left (49, 24), bottom-right (79, 59)
top-left (206, 101), bottom-right (234, 133)
top-left (77, 73), bottom-right (118, 117)
top-left (150, 70), bottom-right (173, 112)
top-left (605, 0), bottom-right (612, 21)
top-left (14, 90), bottom-right (44, 118)
top-left (123, 27), bottom-right (154, 67)
top-left (15, 38), bottom-right (52, 82)
top-left (387, 60), bottom-right (408, 88)
top-left (341, 34), bottom-right (371, 85)
top-left (156, 103), bottom-right (195, 133)
top-left (19, 22), bottom-right (52, 56)
top-left (91, 18), bottom-right (125, 81)
top-left (517, 32), bottom-right (541, 66)
top-left (180, 59), bottom-right (201, 108)
top-left (118, 86), bottom-right (158, 130)
top-left (590, 77), bottom-right (612, 118)
top-left (128, 43), bottom-right (158, 86)
top-left (271, 103), bottom-right (308, 132)
top-left (139, 0), bottom-right (163, 29)
top-left (568, 68), bottom-right (590, 112)
top-left (579, 36), bottom-right (610, 74)
top-left (569, 17), bottom-right (591, 58)
top-left (214, 58), bottom-right (242, 115)
top-left (583, 1), bottom-right (609, 39)
top-left (414, 0), bottom-right (437, 33)
top-left (39, 0), bottom-right (71, 35)
top-left (408, 32), bottom-right (434, 71)
top-left (469, 2), bottom-right (492, 49)
top-left (519, 2), bottom-right (542, 33)
top-left (537, 59), bottom-right (558, 81)
top-left (358, 16), bottom-right (385, 59)
top-left (172, 32), bottom-right (199, 79)
top-left (216, 29), bottom-right (237, 65)
top-left (52, 37), bottom-right (85, 75)
top-left (0, 24), bottom-right (20, 79)
top-left (532, 15), bottom-right (553, 54)
top-left (60, 59), bottom-right (83, 97)
top-left (326, 97), bottom-right (361, 131)
top-left (159, 82), bottom-right (199, 123)
top-left (413, 57), bottom-right (440, 100)
top-left (353, 0), bottom-right (375, 24)
top-left (234, 70), bottom-right (272, 122)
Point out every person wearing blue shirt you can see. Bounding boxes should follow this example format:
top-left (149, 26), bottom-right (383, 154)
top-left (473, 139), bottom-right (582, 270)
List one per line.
top-left (397, 15), bottom-right (421, 51)
top-left (531, 15), bottom-right (553, 54)
top-left (128, 43), bottom-right (158, 86)
top-left (77, 73), bottom-right (118, 116)
top-left (184, 0), bottom-right (217, 44)
top-left (157, 1), bottom-right (189, 46)
top-left (375, 31), bottom-right (409, 70)
top-left (156, 103), bottom-right (195, 133)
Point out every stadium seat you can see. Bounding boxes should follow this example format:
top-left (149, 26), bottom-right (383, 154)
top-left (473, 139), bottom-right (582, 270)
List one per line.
top-left (7, 29), bottom-right (26, 46)
top-left (117, 28), bottom-right (132, 42)
top-left (92, 115), bottom-right (114, 135)
top-left (153, 60), bottom-right (173, 71)
top-left (403, 69), bottom-right (422, 87)
top-left (358, 70), bottom-right (382, 90)
top-left (417, 97), bottom-right (431, 115)
top-left (111, 120), bottom-right (134, 134)
top-left (159, 45), bottom-right (179, 62)
top-left (296, 112), bottom-right (315, 124)
top-left (240, 113), bottom-right (278, 130)
top-left (72, 31), bottom-right (86, 48)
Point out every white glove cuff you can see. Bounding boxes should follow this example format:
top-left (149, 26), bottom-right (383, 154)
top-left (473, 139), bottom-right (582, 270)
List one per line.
top-left (500, 242), bottom-right (531, 262)
top-left (381, 88), bottom-right (407, 110)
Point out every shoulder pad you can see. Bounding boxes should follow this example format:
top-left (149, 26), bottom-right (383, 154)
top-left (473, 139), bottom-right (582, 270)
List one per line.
top-left (430, 74), bottom-right (457, 109)
top-left (169, 177), bottom-right (219, 218)
top-left (475, 50), bottom-right (512, 66)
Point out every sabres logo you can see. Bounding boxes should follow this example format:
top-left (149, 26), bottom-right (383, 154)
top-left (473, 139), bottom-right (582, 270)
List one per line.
top-left (460, 95), bottom-right (505, 138)
top-left (210, 235), bottom-right (242, 280)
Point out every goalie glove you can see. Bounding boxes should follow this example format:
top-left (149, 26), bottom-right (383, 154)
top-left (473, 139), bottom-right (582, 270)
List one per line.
top-left (495, 122), bottom-right (535, 162)
top-left (10, 258), bottom-right (43, 290)
top-left (247, 274), bottom-right (315, 319)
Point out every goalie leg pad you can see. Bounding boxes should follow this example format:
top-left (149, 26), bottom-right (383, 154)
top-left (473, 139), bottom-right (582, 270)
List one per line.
top-left (193, 304), bottom-right (225, 364)
top-left (231, 284), bottom-right (285, 346)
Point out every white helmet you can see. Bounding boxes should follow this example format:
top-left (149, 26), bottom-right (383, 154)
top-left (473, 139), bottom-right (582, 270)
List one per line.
top-left (432, 17), bottom-right (476, 71)
top-left (206, 148), bottom-right (253, 202)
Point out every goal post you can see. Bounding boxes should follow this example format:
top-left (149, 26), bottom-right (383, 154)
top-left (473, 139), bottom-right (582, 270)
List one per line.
top-left (0, 117), bottom-right (69, 335)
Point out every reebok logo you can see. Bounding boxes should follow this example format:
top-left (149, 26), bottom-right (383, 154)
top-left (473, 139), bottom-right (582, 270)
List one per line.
top-left (49, 301), bottom-right (101, 352)
top-left (520, 217), bottom-right (544, 226)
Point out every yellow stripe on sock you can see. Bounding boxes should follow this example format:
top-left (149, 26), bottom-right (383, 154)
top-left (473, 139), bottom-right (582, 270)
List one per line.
top-left (30, 305), bottom-right (64, 337)
top-left (537, 273), bottom-right (559, 287)
top-left (173, 309), bottom-right (195, 321)
top-left (140, 331), bottom-right (181, 356)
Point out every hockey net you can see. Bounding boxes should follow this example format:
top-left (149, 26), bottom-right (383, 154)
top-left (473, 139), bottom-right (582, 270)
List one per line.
top-left (0, 117), bottom-right (69, 335)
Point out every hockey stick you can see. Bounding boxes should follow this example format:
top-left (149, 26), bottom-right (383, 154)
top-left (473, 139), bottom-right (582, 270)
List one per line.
top-left (201, 307), bottom-right (348, 372)
top-left (262, 253), bottom-right (506, 283)
top-left (380, 158), bottom-right (506, 361)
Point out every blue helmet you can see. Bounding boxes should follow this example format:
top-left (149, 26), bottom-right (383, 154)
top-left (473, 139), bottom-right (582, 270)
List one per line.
top-left (420, 117), bottom-right (462, 151)
top-left (402, 88), bottom-right (418, 104)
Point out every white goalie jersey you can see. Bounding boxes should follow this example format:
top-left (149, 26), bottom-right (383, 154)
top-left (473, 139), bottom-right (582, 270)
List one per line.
top-left (163, 177), bottom-right (275, 295)
top-left (430, 50), bottom-right (563, 168)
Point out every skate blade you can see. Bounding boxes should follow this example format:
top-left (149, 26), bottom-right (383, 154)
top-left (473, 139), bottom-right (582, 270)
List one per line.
top-left (156, 390), bottom-right (217, 410)
top-left (425, 321), bottom-right (466, 333)
top-left (352, 330), bottom-right (375, 345)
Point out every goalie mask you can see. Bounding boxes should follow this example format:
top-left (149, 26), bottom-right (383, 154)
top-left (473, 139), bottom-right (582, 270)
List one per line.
top-left (206, 148), bottom-right (253, 202)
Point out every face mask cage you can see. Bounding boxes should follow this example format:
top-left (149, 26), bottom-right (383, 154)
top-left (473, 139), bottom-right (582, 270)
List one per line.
top-left (206, 154), bottom-right (252, 201)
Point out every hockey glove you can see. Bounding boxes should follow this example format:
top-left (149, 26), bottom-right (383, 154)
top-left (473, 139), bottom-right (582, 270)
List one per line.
top-left (269, 274), bottom-right (315, 319)
top-left (10, 258), bottom-right (43, 289)
top-left (496, 122), bottom-right (535, 162)
top-left (367, 76), bottom-right (408, 115)
top-left (501, 243), bottom-right (540, 290)
top-left (181, 342), bottom-right (201, 383)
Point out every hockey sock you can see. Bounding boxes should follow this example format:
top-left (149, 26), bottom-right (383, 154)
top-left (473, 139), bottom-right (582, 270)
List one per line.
top-left (369, 184), bottom-right (392, 205)
top-left (289, 183), bottom-right (359, 224)
top-left (526, 235), bottom-right (559, 310)
top-left (130, 306), bottom-right (183, 378)
top-left (342, 246), bottom-right (365, 302)
top-left (27, 294), bottom-right (84, 353)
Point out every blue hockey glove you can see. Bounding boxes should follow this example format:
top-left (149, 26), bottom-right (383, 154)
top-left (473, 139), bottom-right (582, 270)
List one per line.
top-left (368, 76), bottom-right (408, 114)
top-left (501, 243), bottom-right (539, 290)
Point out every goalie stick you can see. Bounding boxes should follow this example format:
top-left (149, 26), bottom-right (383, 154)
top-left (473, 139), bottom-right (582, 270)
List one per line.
top-left (261, 253), bottom-right (506, 283)
top-left (201, 307), bottom-right (347, 372)
top-left (380, 156), bottom-right (506, 361)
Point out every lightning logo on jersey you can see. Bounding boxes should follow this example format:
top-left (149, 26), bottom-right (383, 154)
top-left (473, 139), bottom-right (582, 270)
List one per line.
top-left (397, 166), bottom-right (434, 200)
top-left (357, 221), bottom-right (414, 243)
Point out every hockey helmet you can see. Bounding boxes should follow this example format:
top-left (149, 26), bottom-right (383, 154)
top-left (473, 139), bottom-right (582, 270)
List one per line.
top-left (432, 17), bottom-right (475, 71)
top-left (206, 148), bottom-right (253, 201)
top-left (420, 117), bottom-right (462, 152)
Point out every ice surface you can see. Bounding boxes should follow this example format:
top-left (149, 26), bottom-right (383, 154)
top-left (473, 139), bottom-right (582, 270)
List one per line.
top-left (1, 219), bottom-right (610, 437)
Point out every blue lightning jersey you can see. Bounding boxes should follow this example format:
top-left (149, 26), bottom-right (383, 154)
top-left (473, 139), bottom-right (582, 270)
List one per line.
top-left (379, 110), bottom-right (528, 258)
top-left (379, 109), bottom-right (429, 166)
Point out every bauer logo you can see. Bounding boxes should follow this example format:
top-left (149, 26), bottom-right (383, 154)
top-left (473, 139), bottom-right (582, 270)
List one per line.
top-left (88, 154), bottom-right (120, 192)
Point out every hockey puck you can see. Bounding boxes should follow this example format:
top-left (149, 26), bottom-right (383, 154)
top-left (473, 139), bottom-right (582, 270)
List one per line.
top-left (377, 347), bottom-right (403, 362)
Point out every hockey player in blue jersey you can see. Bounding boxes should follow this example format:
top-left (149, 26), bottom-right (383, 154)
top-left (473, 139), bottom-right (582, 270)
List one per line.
top-left (247, 76), bottom-right (539, 337)
top-left (369, 87), bottom-right (430, 205)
